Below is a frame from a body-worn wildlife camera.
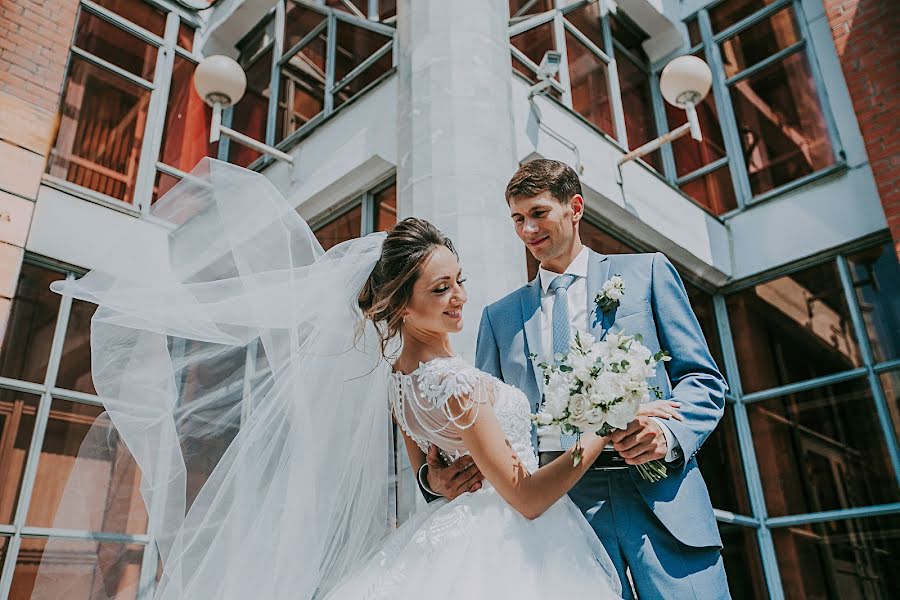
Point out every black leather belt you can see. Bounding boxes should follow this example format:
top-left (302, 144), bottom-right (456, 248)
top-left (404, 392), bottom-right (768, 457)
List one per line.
top-left (539, 448), bottom-right (629, 470)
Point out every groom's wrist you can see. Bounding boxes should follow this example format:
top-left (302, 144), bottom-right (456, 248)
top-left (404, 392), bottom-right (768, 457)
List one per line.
top-left (418, 464), bottom-right (442, 501)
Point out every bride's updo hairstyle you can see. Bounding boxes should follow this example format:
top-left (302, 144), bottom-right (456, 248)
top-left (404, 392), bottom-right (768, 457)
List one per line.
top-left (358, 217), bottom-right (457, 355)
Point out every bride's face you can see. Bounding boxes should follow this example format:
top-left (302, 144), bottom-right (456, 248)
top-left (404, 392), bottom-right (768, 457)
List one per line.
top-left (403, 245), bottom-right (467, 335)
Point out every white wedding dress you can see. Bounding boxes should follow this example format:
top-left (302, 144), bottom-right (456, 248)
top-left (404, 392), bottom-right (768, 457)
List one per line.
top-left (325, 356), bottom-right (622, 599)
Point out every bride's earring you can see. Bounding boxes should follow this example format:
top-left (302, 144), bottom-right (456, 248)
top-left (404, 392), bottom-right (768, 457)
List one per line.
top-left (402, 315), bottom-right (407, 325)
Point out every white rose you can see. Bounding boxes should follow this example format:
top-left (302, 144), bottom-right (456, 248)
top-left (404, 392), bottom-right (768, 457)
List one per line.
top-left (535, 412), bottom-right (554, 426)
top-left (605, 396), bottom-right (640, 430)
top-left (567, 394), bottom-right (592, 431)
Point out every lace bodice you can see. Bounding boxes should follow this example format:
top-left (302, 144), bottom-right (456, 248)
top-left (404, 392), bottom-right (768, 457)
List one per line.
top-left (390, 356), bottom-right (539, 473)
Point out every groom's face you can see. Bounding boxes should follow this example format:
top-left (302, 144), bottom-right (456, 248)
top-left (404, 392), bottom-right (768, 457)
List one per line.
top-left (508, 192), bottom-right (582, 266)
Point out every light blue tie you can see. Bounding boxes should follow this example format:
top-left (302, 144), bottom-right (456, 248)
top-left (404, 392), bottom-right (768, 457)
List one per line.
top-left (549, 274), bottom-right (578, 451)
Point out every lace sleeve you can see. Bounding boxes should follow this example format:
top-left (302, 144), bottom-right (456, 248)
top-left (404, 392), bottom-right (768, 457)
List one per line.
top-left (392, 357), bottom-right (494, 457)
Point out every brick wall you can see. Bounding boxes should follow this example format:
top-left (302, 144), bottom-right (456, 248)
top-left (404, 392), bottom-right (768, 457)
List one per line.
top-left (826, 0), bottom-right (900, 258)
top-left (0, 0), bottom-right (78, 334)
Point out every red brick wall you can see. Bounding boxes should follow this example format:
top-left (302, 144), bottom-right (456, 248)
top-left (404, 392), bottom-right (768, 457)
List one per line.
top-left (0, 0), bottom-right (78, 116)
top-left (826, 0), bottom-right (900, 258)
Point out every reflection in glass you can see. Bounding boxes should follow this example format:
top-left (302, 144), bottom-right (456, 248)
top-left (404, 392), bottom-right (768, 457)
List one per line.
top-left (278, 32), bottom-right (327, 142)
top-left (719, 7), bottom-right (801, 78)
top-left (726, 261), bottom-right (861, 394)
top-left (773, 513), bottom-right (900, 599)
top-left (92, 0), bottom-right (167, 37)
top-left (617, 50), bottom-right (660, 171)
top-left (284, 1), bottom-right (327, 51)
top-left (1, 264), bottom-right (64, 384)
top-left (374, 183), bottom-right (397, 233)
top-left (9, 537), bottom-right (144, 600)
top-left (46, 56), bottom-right (151, 203)
top-left (730, 50), bottom-right (834, 196)
top-left (511, 22), bottom-right (556, 79)
top-left (679, 166), bottom-right (738, 215)
top-left (719, 523), bottom-right (767, 600)
top-left (0, 391), bottom-right (41, 524)
top-left (878, 371), bottom-right (900, 449)
top-left (684, 281), bottom-right (725, 382)
top-left (847, 243), bottom-right (900, 363)
top-left (158, 54), bottom-right (217, 178)
top-left (697, 404), bottom-right (751, 514)
top-left (73, 10), bottom-right (157, 81)
top-left (56, 300), bottom-right (96, 394)
top-left (566, 30), bottom-right (614, 137)
top-left (709, 0), bottom-right (780, 34)
top-left (26, 400), bottom-right (147, 534)
top-left (314, 204), bottom-right (363, 250)
top-left (333, 20), bottom-right (393, 84)
top-left (749, 377), bottom-right (899, 517)
top-left (228, 48), bottom-right (274, 167)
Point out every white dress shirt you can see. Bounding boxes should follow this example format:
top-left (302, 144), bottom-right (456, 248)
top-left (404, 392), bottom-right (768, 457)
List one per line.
top-left (535, 248), bottom-right (680, 462)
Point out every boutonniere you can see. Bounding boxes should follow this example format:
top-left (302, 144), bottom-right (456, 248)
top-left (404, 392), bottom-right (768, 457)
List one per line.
top-left (594, 275), bottom-right (624, 313)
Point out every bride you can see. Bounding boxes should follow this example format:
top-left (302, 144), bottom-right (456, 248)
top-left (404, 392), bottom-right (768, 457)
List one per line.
top-left (31, 160), bottom-right (671, 599)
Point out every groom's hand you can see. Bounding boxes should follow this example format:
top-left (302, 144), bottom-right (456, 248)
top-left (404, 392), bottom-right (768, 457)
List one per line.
top-left (425, 445), bottom-right (483, 500)
top-left (609, 417), bottom-right (669, 466)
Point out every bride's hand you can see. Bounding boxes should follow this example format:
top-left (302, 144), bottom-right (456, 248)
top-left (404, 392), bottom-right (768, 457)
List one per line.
top-left (636, 400), bottom-right (683, 421)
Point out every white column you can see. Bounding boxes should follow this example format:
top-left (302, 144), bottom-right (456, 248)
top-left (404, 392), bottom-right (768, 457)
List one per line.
top-left (396, 0), bottom-right (526, 358)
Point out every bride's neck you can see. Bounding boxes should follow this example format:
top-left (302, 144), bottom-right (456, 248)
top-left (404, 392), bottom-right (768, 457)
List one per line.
top-left (396, 329), bottom-right (453, 370)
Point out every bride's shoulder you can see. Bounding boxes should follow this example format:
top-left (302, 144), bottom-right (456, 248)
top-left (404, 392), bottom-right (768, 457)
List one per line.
top-left (408, 356), bottom-right (491, 406)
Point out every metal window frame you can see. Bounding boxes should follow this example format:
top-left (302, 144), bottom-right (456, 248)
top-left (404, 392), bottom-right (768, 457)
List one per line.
top-left (685, 0), bottom-right (846, 211)
top-left (709, 236), bottom-right (900, 598)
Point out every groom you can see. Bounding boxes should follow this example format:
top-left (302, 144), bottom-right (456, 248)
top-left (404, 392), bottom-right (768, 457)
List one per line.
top-left (474, 159), bottom-right (729, 598)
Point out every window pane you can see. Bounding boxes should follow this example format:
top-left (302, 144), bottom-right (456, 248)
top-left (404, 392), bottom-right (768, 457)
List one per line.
top-left (228, 48), bottom-right (274, 167)
top-left (9, 537), bottom-right (144, 600)
top-left (684, 281), bottom-right (725, 374)
top-left (566, 31), bottom-right (614, 137)
top-left (509, 0), bottom-right (554, 19)
top-left (730, 50), bottom-right (834, 196)
top-left (680, 165), bottom-right (738, 215)
top-left (326, 0), bottom-right (367, 17)
top-left (564, 2), bottom-right (603, 48)
top-left (152, 170), bottom-right (180, 204)
top-left (158, 54), bottom-right (217, 176)
top-left (73, 10), bottom-right (157, 81)
top-left (177, 21), bottom-right (194, 51)
top-left (773, 513), bottom-right (900, 599)
top-left (55, 300), bottom-right (95, 395)
top-left (314, 204), bottom-right (362, 250)
top-left (720, 524), bottom-right (768, 600)
top-left (511, 22), bottom-right (556, 78)
top-left (379, 0), bottom-right (396, 22)
top-left (698, 404), bottom-right (752, 514)
top-left (47, 56), bottom-right (150, 203)
top-left (92, 0), bottom-right (166, 37)
top-left (709, 0), bottom-right (780, 34)
top-left (609, 15), bottom-right (647, 56)
top-left (278, 33), bottom-right (327, 142)
top-left (333, 21), bottom-right (392, 84)
top-left (726, 261), bottom-right (862, 394)
top-left (374, 183), bottom-right (397, 233)
top-left (26, 400), bottom-right (147, 534)
top-left (847, 243), bottom-right (900, 363)
top-left (749, 377), bottom-right (900, 517)
top-left (284, 1), bottom-right (327, 51)
top-left (878, 370), bottom-right (900, 448)
top-left (617, 50), bottom-right (660, 170)
top-left (0, 391), bottom-right (41, 524)
top-left (665, 52), bottom-right (727, 177)
top-left (686, 18), bottom-right (702, 47)
top-left (720, 7), bottom-right (801, 78)
top-left (1, 264), bottom-right (64, 384)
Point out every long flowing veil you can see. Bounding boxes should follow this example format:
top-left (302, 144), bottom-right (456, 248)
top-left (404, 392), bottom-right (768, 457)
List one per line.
top-left (30, 158), bottom-right (395, 599)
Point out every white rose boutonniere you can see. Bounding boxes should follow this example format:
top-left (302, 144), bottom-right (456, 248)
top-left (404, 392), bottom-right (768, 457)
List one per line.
top-left (594, 275), bottom-right (625, 313)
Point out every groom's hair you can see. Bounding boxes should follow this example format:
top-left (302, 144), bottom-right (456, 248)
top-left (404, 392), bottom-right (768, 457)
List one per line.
top-left (505, 159), bottom-right (582, 205)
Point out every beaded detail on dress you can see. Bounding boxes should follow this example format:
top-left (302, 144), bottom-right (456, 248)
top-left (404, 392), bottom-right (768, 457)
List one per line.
top-left (390, 356), bottom-right (539, 473)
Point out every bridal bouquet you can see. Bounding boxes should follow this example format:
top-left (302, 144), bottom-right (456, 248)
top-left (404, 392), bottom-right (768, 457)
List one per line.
top-left (531, 331), bottom-right (672, 481)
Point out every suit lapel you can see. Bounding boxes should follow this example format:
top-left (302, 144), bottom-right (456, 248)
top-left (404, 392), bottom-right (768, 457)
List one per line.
top-left (519, 276), bottom-right (544, 398)
top-left (586, 250), bottom-right (611, 338)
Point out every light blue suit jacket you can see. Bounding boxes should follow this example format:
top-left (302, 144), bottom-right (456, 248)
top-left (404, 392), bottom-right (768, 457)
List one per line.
top-left (475, 249), bottom-right (726, 548)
